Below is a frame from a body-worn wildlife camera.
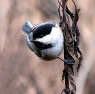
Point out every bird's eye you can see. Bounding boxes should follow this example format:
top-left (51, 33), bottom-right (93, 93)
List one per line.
top-left (40, 35), bottom-right (44, 37)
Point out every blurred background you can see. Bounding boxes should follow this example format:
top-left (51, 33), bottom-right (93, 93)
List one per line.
top-left (0, 0), bottom-right (95, 94)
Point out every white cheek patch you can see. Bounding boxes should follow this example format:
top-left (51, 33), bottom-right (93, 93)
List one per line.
top-left (50, 26), bottom-right (63, 43)
top-left (50, 27), bottom-right (61, 39)
top-left (35, 26), bottom-right (63, 45)
top-left (36, 34), bottom-right (52, 44)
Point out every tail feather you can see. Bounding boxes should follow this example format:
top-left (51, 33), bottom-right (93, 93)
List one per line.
top-left (22, 21), bottom-right (33, 35)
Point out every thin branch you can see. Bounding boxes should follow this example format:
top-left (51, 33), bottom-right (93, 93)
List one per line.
top-left (58, 0), bottom-right (82, 94)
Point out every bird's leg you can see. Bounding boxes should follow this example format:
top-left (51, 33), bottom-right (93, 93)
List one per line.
top-left (57, 57), bottom-right (75, 64)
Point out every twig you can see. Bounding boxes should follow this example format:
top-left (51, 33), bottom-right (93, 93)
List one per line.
top-left (58, 0), bottom-right (82, 94)
top-left (60, 0), bottom-right (71, 94)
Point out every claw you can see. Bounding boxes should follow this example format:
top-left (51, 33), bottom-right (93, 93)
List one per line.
top-left (57, 57), bottom-right (75, 64)
top-left (63, 59), bottom-right (75, 64)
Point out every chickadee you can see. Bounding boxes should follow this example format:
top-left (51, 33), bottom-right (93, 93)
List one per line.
top-left (22, 21), bottom-right (75, 65)
top-left (22, 21), bottom-right (64, 61)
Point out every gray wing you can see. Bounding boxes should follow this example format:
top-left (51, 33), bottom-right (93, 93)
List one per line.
top-left (26, 35), bottom-right (42, 57)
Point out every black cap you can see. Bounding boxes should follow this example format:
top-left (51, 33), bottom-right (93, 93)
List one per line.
top-left (32, 22), bottom-right (56, 39)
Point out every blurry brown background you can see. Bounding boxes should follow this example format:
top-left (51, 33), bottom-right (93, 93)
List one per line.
top-left (0, 0), bottom-right (95, 94)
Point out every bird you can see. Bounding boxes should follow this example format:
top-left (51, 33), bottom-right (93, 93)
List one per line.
top-left (22, 21), bottom-right (64, 61)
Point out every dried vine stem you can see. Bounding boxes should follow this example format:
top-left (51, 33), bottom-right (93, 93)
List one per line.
top-left (58, 0), bottom-right (83, 94)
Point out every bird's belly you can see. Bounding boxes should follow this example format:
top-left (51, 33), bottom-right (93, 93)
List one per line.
top-left (41, 42), bottom-right (63, 61)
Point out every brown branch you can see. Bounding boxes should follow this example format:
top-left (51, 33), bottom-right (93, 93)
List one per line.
top-left (58, 0), bottom-right (82, 94)
top-left (60, 0), bottom-right (71, 94)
